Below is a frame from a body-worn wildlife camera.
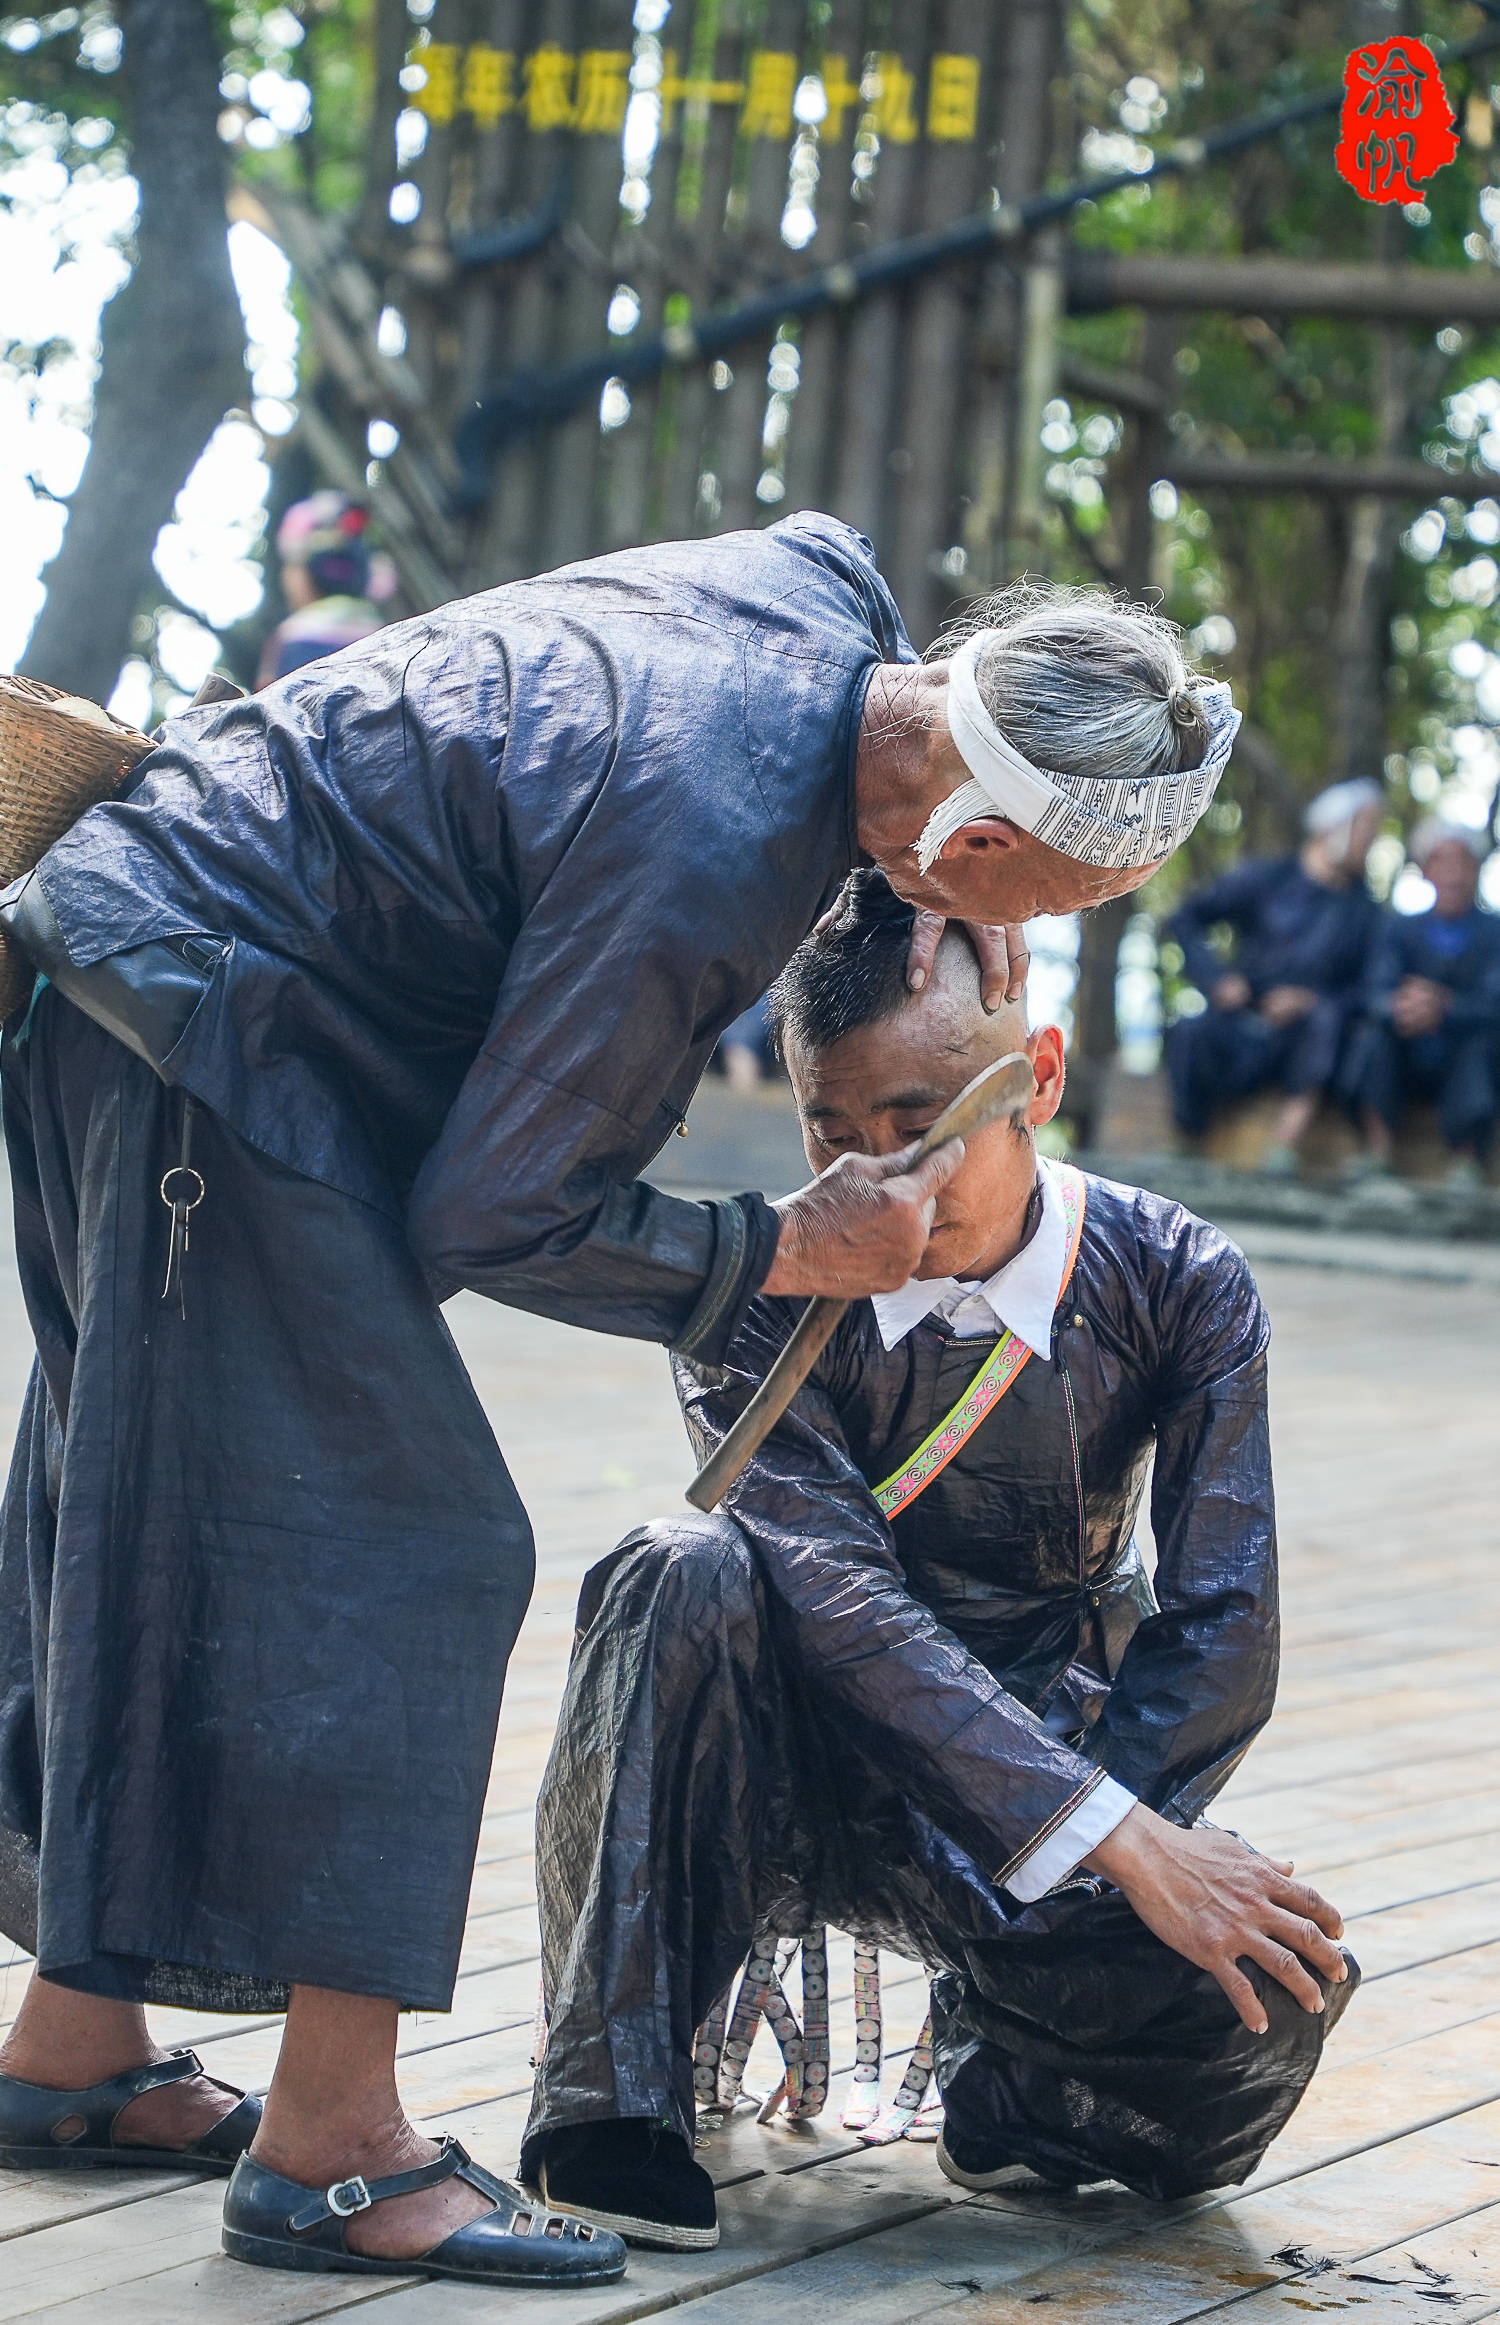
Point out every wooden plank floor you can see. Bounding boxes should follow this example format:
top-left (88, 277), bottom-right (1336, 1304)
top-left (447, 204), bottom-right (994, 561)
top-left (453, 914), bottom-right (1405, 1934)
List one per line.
top-left (2, 1221), bottom-right (1499, 2320)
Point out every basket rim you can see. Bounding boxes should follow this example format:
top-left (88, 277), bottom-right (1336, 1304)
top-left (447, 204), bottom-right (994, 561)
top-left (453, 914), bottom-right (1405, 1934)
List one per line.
top-left (0, 674), bottom-right (154, 756)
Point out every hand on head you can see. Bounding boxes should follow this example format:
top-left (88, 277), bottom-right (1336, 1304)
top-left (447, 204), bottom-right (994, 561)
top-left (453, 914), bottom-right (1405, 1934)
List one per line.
top-left (906, 909), bottom-right (1029, 1010)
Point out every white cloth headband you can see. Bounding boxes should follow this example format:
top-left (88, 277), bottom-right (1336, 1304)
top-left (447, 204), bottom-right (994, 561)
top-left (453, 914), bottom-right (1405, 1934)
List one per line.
top-left (934, 630), bottom-right (1241, 872)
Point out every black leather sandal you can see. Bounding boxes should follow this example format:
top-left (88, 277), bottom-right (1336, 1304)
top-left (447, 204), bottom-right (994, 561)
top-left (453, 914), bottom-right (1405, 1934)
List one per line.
top-left (0, 2048), bottom-right (261, 2173)
top-left (220, 2136), bottom-right (627, 2286)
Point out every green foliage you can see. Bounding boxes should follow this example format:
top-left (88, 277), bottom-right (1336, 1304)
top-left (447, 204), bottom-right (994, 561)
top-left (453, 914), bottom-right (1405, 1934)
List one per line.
top-left (1049, 0), bottom-right (1500, 910)
top-left (0, 0), bottom-right (377, 212)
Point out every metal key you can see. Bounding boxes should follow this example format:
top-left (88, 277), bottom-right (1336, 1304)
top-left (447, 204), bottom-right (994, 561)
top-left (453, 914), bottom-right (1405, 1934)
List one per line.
top-left (160, 1096), bottom-right (205, 1318)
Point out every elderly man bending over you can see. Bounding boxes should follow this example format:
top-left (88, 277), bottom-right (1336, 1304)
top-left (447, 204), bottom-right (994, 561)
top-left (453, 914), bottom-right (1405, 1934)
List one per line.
top-left (521, 871), bottom-right (1356, 2252)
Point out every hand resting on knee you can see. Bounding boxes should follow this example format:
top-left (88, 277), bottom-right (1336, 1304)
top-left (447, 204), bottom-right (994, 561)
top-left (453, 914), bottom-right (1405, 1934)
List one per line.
top-left (1087, 1807), bottom-right (1348, 2036)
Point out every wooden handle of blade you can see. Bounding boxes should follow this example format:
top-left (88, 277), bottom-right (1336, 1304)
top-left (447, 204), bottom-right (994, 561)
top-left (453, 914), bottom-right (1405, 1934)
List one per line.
top-left (685, 1053), bottom-right (1036, 1514)
top-left (904, 1052), bottom-right (1034, 1162)
top-left (686, 1294), bottom-right (846, 1512)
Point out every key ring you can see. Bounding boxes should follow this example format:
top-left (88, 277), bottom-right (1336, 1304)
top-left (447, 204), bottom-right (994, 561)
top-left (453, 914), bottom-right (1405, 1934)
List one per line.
top-left (160, 1165), bottom-right (205, 1213)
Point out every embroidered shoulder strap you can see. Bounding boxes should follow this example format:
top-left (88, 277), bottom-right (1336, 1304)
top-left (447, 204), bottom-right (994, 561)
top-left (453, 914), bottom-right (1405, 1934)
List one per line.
top-left (872, 1164), bottom-right (1086, 1522)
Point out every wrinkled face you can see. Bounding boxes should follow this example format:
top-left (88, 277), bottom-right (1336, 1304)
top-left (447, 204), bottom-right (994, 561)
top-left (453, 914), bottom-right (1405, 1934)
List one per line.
top-left (857, 666), bottom-right (1167, 921)
top-left (1421, 839), bottom-right (1481, 918)
top-left (783, 940), bottom-right (1067, 1283)
top-left (881, 820), bottom-right (1155, 924)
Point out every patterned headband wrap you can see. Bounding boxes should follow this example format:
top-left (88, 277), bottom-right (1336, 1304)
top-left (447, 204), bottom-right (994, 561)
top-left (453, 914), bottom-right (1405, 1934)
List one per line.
top-left (919, 629), bottom-right (1241, 874)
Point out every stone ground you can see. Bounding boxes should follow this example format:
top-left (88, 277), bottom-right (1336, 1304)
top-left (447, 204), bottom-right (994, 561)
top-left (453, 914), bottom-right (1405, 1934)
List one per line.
top-left (2, 1129), bottom-right (1500, 2320)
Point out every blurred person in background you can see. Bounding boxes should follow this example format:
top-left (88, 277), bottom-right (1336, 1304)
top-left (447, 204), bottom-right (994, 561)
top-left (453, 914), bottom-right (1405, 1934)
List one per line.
top-left (255, 491), bottom-right (387, 689)
top-left (1344, 820), bottom-right (1500, 1192)
top-left (1165, 778), bottom-right (1385, 1175)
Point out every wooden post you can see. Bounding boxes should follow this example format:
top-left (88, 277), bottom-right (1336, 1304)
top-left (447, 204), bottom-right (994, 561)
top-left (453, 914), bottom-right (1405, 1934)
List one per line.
top-left (355, 0), bottom-right (410, 254)
top-left (1329, 202), bottom-right (1405, 783)
top-left (781, 0), bottom-right (869, 519)
top-left (715, 0), bottom-right (807, 532)
top-left (659, 0), bottom-right (754, 540)
top-left (1005, 224), bottom-right (1065, 568)
top-left (598, 7), bottom-right (688, 550)
top-left (453, 0), bottom-right (532, 476)
top-left (830, 1), bottom-right (933, 548)
top-left (962, 0), bottom-right (1061, 592)
top-left (469, 0), bottom-right (580, 583)
top-left (542, 0), bottom-right (640, 569)
top-left (397, 0), bottom-right (463, 416)
top-left (1068, 309), bottom-right (1177, 1149)
top-left (887, 0), bottom-right (993, 641)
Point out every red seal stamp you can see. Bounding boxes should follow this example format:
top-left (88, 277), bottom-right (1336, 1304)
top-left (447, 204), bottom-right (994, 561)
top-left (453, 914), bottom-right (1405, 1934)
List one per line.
top-left (1335, 36), bottom-right (1459, 204)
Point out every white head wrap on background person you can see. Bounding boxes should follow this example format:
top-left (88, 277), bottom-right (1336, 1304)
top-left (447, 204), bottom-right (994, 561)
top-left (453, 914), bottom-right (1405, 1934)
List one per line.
top-left (1302, 777), bottom-right (1384, 839)
top-left (1408, 815), bottom-right (1490, 866)
top-left (919, 630), bottom-right (1242, 875)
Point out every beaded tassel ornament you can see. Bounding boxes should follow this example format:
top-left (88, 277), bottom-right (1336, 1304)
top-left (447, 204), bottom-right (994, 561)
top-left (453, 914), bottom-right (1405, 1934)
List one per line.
top-left (859, 2010), bottom-right (939, 2146)
top-left (840, 1941), bottom-right (884, 2131)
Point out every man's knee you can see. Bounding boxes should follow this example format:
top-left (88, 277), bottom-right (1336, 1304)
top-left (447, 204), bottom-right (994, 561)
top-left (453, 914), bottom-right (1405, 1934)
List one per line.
top-left (576, 1512), bottom-right (759, 1637)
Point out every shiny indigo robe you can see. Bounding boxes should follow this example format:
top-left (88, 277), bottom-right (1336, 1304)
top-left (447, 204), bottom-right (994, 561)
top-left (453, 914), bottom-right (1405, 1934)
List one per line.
top-left (525, 1177), bottom-right (1335, 2203)
top-left (26, 513), bottom-right (909, 1355)
top-left (678, 1172), bottom-right (1278, 1866)
top-left (0, 515), bottom-right (909, 2007)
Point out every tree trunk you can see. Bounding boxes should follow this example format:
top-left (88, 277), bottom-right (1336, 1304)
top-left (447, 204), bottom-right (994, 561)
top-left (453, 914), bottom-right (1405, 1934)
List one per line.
top-left (1328, 213), bottom-right (1406, 783)
top-left (963, 0), bottom-right (1062, 590)
top-left (19, 0), bottom-right (245, 704)
top-left (1068, 309), bottom-right (1176, 1148)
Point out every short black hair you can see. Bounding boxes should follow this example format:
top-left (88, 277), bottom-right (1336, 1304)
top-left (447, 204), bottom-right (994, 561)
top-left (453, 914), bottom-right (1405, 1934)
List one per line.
top-left (767, 869), bottom-right (933, 1059)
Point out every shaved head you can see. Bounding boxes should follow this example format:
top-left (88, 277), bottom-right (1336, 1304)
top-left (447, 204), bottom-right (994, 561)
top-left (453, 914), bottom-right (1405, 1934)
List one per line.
top-left (767, 868), bottom-right (1027, 1064)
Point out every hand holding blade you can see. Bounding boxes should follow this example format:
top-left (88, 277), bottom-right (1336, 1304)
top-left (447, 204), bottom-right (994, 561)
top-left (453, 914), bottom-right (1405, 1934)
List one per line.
top-left (686, 1052), bottom-right (1037, 1513)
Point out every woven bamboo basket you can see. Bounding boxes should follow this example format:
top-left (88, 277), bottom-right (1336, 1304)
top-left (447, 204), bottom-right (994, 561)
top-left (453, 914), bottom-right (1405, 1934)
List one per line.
top-left (0, 676), bottom-right (155, 1018)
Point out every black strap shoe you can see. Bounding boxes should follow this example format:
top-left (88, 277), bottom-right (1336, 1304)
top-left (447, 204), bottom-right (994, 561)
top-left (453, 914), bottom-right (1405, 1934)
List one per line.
top-left (537, 2120), bottom-right (720, 2251)
top-left (221, 2136), bottom-right (626, 2286)
top-left (0, 2048), bottom-right (261, 2173)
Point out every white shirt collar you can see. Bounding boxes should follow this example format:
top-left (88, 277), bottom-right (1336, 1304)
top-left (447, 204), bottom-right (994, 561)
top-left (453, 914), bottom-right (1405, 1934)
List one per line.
top-left (869, 1159), bottom-right (1070, 1361)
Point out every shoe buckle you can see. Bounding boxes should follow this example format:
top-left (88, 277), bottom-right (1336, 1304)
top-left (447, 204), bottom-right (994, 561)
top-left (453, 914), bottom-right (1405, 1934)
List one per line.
top-left (326, 2175), bottom-right (372, 2217)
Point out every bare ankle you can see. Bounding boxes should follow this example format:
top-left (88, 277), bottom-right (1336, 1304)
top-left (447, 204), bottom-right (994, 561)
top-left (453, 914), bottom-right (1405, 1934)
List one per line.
top-left (0, 1977), bottom-right (158, 2090)
top-left (251, 2099), bottom-right (432, 2190)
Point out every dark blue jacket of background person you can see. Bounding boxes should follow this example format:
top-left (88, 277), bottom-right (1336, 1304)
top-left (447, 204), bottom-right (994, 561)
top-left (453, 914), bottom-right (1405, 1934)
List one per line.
top-left (24, 514), bottom-right (910, 1361)
top-left (1164, 855), bottom-right (1383, 1136)
top-left (1346, 904), bottom-right (1500, 1153)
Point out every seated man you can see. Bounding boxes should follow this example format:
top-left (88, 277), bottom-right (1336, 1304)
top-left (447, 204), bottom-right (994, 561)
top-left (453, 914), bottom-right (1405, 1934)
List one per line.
top-left (1346, 820), bottom-right (1500, 1189)
top-left (1165, 778), bottom-right (1385, 1172)
top-left (522, 871), bottom-right (1355, 2253)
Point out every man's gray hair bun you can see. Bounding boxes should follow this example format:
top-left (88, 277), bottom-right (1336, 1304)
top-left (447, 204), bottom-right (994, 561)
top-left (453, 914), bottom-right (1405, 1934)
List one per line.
top-left (917, 577), bottom-right (1240, 872)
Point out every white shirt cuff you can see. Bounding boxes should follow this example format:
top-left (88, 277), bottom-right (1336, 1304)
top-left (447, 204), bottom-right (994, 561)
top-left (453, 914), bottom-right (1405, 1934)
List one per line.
top-left (1003, 1776), bottom-right (1138, 1904)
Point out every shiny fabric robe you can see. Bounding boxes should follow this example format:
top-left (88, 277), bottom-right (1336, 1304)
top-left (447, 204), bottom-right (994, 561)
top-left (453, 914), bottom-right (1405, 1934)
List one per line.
top-left (22, 513), bottom-right (908, 1359)
top-left (524, 1176), bottom-right (1330, 2203)
top-left (675, 1171), bottom-right (1277, 1884)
